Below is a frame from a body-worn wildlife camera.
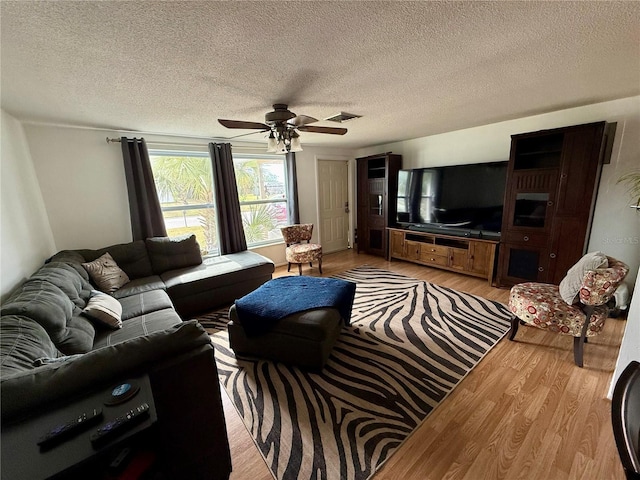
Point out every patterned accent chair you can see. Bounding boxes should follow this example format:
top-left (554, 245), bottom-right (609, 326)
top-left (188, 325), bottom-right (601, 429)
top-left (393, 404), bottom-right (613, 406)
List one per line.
top-left (508, 256), bottom-right (629, 367)
top-left (280, 224), bottom-right (323, 276)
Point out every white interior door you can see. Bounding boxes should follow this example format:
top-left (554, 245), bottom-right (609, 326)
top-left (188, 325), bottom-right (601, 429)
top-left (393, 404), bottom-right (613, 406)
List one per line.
top-left (318, 160), bottom-right (349, 253)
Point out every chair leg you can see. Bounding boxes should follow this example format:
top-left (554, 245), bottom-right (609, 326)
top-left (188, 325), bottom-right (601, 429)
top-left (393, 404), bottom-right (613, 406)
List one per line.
top-left (287, 263), bottom-right (291, 272)
top-left (509, 316), bottom-right (520, 341)
top-left (573, 305), bottom-right (595, 368)
top-left (573, 337), bottom-right (585, 368)
top-left (318, 257), bottom-right (322, 274)
top-left (298, 263), bottom-right (302, 275)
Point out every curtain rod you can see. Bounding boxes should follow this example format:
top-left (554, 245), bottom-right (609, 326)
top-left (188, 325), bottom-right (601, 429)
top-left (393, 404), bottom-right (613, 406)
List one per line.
top-left (105, 137), bottom-right (269, 151)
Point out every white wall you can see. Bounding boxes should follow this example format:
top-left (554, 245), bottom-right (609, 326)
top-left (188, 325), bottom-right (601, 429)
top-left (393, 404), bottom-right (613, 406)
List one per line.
top-left (1, 110), bottom-right (56, 301)
top-left (23, 125), bottom-right (132, 250)
top-left (357, 96), bottom-right (640, 287)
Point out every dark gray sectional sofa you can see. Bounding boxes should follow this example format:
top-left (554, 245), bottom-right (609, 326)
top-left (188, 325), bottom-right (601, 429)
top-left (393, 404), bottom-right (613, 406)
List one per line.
top-left (0, 235), bottom-right (274, 479)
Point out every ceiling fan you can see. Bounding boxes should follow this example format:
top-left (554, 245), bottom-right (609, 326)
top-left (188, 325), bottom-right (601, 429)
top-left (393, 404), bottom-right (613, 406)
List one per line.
top-left (218, 104), bottom-right (347, 153)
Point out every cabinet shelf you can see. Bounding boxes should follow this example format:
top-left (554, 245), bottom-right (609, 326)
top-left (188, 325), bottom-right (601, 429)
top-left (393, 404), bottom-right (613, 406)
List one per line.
top-left (516, 149), bottom-right (562, 156)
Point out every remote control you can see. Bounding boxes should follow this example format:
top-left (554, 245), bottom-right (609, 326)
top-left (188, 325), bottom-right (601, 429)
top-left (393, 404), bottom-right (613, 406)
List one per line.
top-left (109, 447), bottom-right (133, 473)
top-left (37, 408), bottom-right (103, 449)
top-left (90, 403), bottom-right (150, 447)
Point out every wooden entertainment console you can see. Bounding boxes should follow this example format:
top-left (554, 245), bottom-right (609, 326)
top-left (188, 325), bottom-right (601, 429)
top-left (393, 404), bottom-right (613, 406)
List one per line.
top-left (387, 228), bottom-right (499, 285)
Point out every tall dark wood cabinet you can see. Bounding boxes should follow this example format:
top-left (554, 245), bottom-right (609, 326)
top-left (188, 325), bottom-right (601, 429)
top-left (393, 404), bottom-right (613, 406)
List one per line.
top-left (497, 121), bottom-right (613, 287)
top-left (356, 152), bottom-right (402, 257)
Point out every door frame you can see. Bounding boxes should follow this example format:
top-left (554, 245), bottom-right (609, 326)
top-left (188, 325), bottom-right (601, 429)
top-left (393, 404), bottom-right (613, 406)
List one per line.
top-left (314, 154), bottom-right (355, 250)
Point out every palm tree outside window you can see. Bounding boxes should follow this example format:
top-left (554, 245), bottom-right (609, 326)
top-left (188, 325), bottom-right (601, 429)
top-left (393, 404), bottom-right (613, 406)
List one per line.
top-left (149, 150), bottom-right (289, 255)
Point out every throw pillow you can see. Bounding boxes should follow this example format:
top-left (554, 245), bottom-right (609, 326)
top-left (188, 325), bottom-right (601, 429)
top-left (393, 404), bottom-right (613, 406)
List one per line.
top-left (82, 252), bottom-right (130, 293)
top-left (145, 234), bottom-right (202, 274)
top-left (81, 291), bottom-right (123, 329)
top-left (559, 251), bottom-right (608, 304)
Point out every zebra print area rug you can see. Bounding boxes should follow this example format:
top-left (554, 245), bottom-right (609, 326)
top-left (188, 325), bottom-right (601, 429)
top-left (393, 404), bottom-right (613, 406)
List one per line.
top-left (198, 266), bottom-right (512, 480)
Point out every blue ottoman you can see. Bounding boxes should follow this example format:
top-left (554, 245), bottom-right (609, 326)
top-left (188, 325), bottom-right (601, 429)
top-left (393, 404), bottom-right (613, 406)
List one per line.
top-left (227, 276), bottom-right (356, 369)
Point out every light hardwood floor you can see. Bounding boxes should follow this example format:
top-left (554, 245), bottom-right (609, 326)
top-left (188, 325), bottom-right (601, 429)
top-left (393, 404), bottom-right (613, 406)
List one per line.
top-left (221, 249), bottom-right (626, 480)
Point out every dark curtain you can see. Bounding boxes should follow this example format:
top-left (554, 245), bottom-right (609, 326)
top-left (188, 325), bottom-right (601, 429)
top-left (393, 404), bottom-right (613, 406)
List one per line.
top-left (209, 142), bottom-right (247, 254)
top-left (286, 152), bottom-right (300, 224)
top-left (121, 137), bottom-right (167, 241)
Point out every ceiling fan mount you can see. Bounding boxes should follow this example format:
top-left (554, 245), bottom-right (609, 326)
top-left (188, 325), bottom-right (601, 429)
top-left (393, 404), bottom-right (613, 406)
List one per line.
top-left (264, 104), bottom-right (297, 125)
top-left (218, 103), bottom-right (347, 153)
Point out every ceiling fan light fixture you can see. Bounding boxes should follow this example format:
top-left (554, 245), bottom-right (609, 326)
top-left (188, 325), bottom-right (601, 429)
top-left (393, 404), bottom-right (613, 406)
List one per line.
top-left (275, 138), bottom-right (288, 154)
top-left (266, 131), bottom-right (277, 152)
top-left (290, 131), bottom-right (302, 152)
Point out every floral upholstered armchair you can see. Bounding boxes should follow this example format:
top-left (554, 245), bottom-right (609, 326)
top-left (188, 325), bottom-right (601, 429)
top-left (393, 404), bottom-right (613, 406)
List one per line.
top-left (508, 253), bottom-right (629, 367)
top-left (280, 224), bottom-right (322, 276)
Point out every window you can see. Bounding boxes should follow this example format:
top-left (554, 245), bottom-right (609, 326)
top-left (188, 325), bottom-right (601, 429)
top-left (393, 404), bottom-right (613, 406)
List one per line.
top-left (149, 151), bottom-right (218, 254)
top-left (149, 150), bottom-right (289, 254)
top-left (234, 155), bottom-right (289, 246)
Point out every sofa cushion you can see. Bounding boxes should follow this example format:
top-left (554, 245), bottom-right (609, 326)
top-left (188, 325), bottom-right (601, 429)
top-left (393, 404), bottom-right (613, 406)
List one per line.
top-left (0, 315), bottom-right (61, 378)
top-left (112, 275), bottom-right (166, 299)
top-left (82, 252), bottom-right (130, 294)
top-left (92, 308), bottom-right (182, 349)
top-left (82, 291), bottom-right (123, 329)
top-left (75, 240), bottom-right (154, 279)
top-left (46, 250), bottom-right (91, 282)
top-left (559, 251), bottom-right (608, 304)
top-left (161, 251), bottom-right (275, 316)
top-left (1, 280), bottom-right (95, 355)
top-left (161, 251), bottom-right (273, 297)
top-left (146, 235), bottom-right (203, 274)
top-left (31, 262), bottom-right (93, 308)
top-left (118, 290), bottom-right (174, 321)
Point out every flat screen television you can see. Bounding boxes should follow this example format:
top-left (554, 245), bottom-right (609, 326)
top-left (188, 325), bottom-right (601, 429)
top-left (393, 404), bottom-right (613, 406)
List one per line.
top-left (395, 161), bottom-right (508, 239)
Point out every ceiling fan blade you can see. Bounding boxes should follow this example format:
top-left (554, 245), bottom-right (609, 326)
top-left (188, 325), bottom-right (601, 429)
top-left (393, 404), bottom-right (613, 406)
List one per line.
top-left (218, 119), bottom-right (270, 130)
top-left (298, 125), bottom-right (348, 135)
top-left (228, 130), bottom-right (268, 140)
top-left (287, 115), bottom-right (318, 127)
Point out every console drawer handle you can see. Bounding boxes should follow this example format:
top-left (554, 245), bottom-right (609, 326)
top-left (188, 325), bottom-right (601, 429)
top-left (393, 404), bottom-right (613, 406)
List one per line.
top-left (538, 266), bottom-right (544, 272)
top-left (523, 236), bottom-right (529, 241)
top-left (550, 253), bottom-right (556, 258)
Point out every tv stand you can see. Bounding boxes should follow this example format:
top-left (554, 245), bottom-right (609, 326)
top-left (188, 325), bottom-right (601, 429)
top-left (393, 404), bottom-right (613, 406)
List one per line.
top-left (388, 228), bottom-right (499, 285)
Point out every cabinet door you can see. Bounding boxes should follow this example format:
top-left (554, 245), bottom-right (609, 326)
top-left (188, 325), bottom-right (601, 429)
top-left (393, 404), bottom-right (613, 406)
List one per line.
top-left (548, 217), bottom-right (589, 284)
top-left (389, 231), bottom-right (406, 259)
top-left (404, 240), bottom-right (421, 261)
top-left (448, 248), bottom-right (468, 272)
top-left (498, 243), bottom-right (551, 285)
top-left (555, 124), bottom-right (605, 217)
top-left (468, 242), bottom-right (493, 276)
top-left (502, 169), bottom-right (558, 233)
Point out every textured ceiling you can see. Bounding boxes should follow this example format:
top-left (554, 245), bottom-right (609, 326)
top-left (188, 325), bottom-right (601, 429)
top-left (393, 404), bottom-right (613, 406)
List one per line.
top-left (1, 1), bottom-right (639, 149)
